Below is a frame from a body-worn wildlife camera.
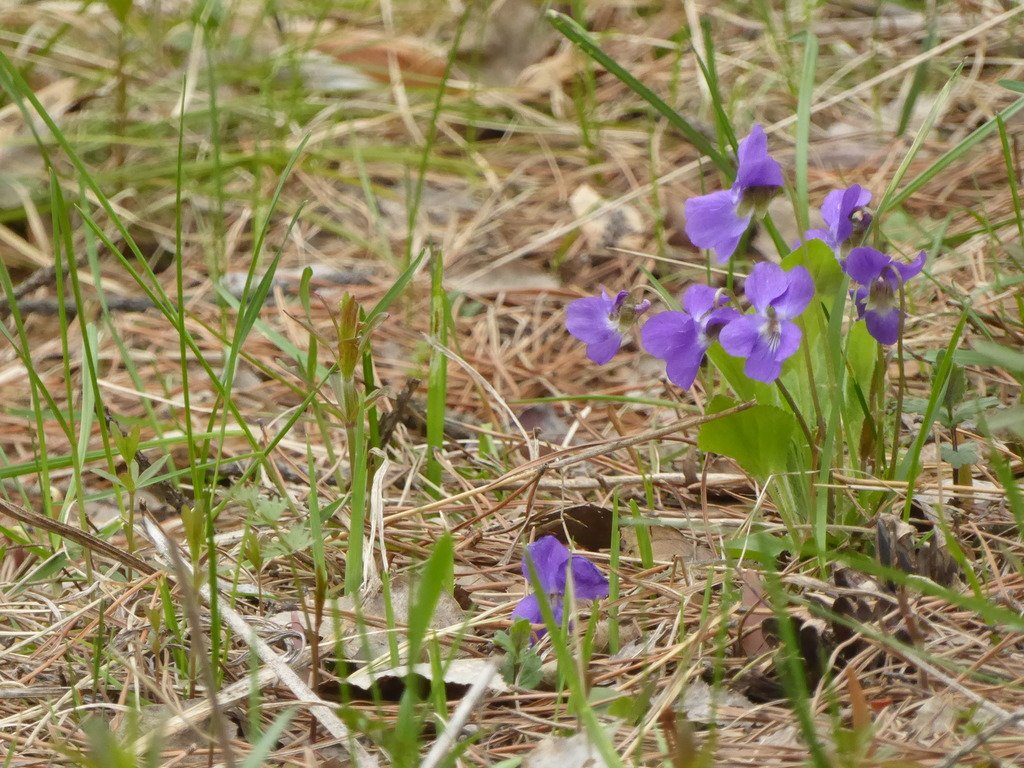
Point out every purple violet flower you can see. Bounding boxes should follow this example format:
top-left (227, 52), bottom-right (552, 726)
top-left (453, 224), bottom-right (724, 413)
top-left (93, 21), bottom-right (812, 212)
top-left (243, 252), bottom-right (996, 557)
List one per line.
top-left (684, 124), bottom-right (784, 263)
top-left (803, 184), bottom-right (872, 254)
top-left (641, 285), bottom-right (740, 390)
top-left (844, 247), bottom-right (926, 345)
top-left (718, 262), bottom-right (814, 383)
top-left (565, 289), bottom-right (651, 365)
top-left (511, 535), bottom-right (609, 637)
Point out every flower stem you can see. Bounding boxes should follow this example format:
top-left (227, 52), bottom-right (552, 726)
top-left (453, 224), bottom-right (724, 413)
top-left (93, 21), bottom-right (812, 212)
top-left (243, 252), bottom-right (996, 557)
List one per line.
top-left (886, 285), bottom-right (908, 480)
top-left (775, 379), bottom-right (819, 468)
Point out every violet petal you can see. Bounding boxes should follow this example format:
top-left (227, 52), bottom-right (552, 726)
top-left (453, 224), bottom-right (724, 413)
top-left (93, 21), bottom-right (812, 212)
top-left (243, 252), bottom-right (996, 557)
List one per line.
top-left (682, 284), bottom-right (719, 318)
top-left (511, 594), bottom-right (543, 625)
top-left (735, 124), bottom-right (784, 190)
top-left (818, 188), bottom-right (847, 233)
top-left (892, 250), bottom-right (926, 284)
top-left (802, 227), bottom-right (834, 247)
top-left (718, 315), bottom-right (762, 358)
top-left (563, 556), bottom-right (610, 601)
top-left (844, 247), bottom-right (890, 284)
top-left (565, 293), bottom-right (616, 344)
top-left (772, 266), bottom-right (814, 320)
top-left (664, 344), bottom-right (708, 390)
top-left (684, 189), bottom-right (750, 262)
top-left (744, 340), bottom-right (783, 383)
top-left (865, 309), bottom-right (901, 345)
top-left (833, 184), bottom-right (871, 244)
top-left (641, 311), bottom-right (696, 359)
top-left (853, 286), bottom-right (869, 318)
top-left (521, 536), bottom-right (570, 593)
top-left (743, 262), bottom-right (789, 313)
top-left (585, 334), bottom-right (624, 365)
top-left (775, 320), bottom-right (803, 361)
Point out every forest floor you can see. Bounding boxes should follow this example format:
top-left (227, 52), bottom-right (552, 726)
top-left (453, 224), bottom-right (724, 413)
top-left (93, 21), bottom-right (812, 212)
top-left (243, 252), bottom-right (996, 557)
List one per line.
top-left (2, 1), bottom-right (1024, 766)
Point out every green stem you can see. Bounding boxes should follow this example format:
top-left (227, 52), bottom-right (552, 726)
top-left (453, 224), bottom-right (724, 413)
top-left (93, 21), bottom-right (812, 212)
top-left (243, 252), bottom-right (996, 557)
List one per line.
top-left (776, 379), bottom-right (818, 468)
top-left (886, 285), bottom-right (908, 480)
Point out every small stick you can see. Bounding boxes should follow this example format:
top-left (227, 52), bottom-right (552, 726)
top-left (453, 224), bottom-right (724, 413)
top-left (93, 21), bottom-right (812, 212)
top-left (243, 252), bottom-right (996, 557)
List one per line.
top-left (0, 498), bottom-right (156, 576)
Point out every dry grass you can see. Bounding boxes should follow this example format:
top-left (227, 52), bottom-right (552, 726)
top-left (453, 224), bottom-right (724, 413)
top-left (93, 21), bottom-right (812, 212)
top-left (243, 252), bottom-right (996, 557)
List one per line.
top-left (2, 0), bottom-right (1024, 765)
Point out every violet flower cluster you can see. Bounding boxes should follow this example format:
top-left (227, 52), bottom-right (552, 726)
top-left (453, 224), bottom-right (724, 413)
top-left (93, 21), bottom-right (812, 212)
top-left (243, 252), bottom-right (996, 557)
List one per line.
top-left (564, 125), bottom-right (929, 388)
top-left (569, 262), bottom-right (813, 385)
top-left (511, 535), bottom-right (608, 639)
top-left (798, 182), bottom-right (925, 346)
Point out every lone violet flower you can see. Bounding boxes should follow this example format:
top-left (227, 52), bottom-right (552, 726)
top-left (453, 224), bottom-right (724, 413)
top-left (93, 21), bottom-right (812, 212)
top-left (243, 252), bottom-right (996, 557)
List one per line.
top-left (566, 289), bottom-right (651, 364)
top-left (641, 284), bottom-right (740, 389)
top-left (719, 262), bottom-right (814, 383)
top-left (684, 124), bottom-right (784, 263)
top-left (845, 246), bottom-right (926, 345)
top-left (803, 184), bottom-right (872, 254)
top-left (511, 536), bottom-right (609, 637)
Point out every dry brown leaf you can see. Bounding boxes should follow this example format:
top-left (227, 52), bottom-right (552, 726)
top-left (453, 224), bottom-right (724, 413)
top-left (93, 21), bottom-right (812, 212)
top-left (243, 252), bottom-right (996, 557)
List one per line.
top-left (331, 575), bottom-right (466, 661)
top-left (677, 678), bottom-right (754, 723)
top-left (569, 184), bottom-right (645, 251)
top-left (531, 503), bottom-right (613, 552)
top-left (314, 29), bottom-right (448, 89)
top-left (458, 0), bottom-right (557, 86)
top-left (737, 568), bottom-right (773, 658)
top-left (347, 657), bottom-right (508, 693)
top-left (448, 262), bottom-right (561, 294)
top-left (845, 666), bottom-right (872, 733)
top-left (622, 525), bottom-right (716, 566)
top-left (523, 731), bottom-right (610, 768)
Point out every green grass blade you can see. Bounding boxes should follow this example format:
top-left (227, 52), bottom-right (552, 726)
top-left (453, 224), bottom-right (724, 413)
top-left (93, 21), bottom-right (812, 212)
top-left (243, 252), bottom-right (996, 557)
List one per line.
top-left (885, 92), bottom-right (1024, 212)
top-left (794, 32), bottom-right (817, 233)
top-left (546, 10), bottom-right (730, 176)
top-left (240, 708), bottom-right (296, 768)
top-left (875, 62), bottom-right (964, 221)
top-left (897, 310), bottom-right (969, 510)
top-left (896, 9), bottom-right (937, 136)
top-left (996, 114), bottom-right (1024, 244)
top-left (425, 248), bottom-right (448, 494)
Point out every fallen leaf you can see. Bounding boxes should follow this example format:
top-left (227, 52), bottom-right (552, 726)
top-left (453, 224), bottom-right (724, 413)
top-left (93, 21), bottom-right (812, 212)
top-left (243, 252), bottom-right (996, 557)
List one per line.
top-left (908, 694), bottom-right (957, 744)
top-left (330, 575), bottom-right (466, 661)
top-left (313, 29), bottom-right (447, 89)
top-left (623, 525), bottom-right (716, 565)
top-left (677, 678), bottom-right (754, 723)
top-left (523, 731), bottom-right (610, 768)
top-left (737, 569), bottom-right (773, 658)
top-left (531, 503), bottom-right (613, 552)
top-left (448, 262), bottom-right (561, 294)
top-left (458, 0), bottom-right (557, 86)
top-left (569, 184), bottom-right (645, 251)
top-left (518, 403), bottom-right (573, 445)
top-left (347, 657), bottom-right (508, 694)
